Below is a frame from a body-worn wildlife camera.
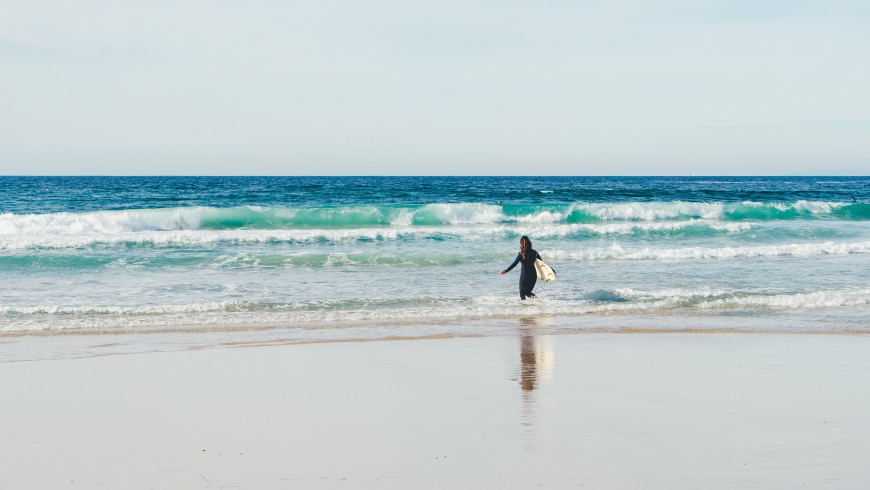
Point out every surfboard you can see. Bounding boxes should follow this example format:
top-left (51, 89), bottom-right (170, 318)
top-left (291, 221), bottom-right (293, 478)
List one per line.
top-left (534, 259), bottom-right (556, 282)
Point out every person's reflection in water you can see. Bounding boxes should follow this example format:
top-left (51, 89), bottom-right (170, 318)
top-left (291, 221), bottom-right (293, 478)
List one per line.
top-left (518, 317), bottom-right (538, 453)
top-left (520, 333), bottom-right (538, 391)
top-left (518, 316), bottom-right (555, 392)
top-left (517, 316), bottom-right (557, 449)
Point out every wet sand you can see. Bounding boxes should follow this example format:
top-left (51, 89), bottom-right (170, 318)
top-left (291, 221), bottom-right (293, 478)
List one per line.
top-left (2, 331), bottom-right (869, 489)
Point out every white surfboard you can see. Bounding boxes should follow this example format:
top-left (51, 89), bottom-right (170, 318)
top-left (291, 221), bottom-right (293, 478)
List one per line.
top-left (534, 259), bottom-right (556, 282)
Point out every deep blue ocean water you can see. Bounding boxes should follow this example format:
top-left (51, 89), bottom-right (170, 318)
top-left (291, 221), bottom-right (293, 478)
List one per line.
top-left (2, 176), bottom-right (868, 360)
top-left (2, 176), bottom-right (868, 213)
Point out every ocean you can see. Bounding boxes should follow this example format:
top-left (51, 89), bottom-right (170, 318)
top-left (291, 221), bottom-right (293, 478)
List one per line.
top-left (2, 176), bottom-right (868, 361)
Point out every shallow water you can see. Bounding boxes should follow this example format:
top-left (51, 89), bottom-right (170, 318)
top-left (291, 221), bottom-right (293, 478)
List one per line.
top-left (1, 177), bottom-right (868, 360)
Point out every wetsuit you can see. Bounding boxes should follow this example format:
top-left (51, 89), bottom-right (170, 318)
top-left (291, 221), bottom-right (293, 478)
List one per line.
top-left (503, 249), bottom-right (541, 300)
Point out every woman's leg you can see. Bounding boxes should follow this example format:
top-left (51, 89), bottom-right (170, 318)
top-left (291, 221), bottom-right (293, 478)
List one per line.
top-left (525, 276), bottom-right (537, 298)
top-left (519, 271), bottom-right (536, 299)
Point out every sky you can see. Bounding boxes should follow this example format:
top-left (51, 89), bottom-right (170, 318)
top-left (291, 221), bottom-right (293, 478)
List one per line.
top-left (1, 0), bottom-right (868, 175)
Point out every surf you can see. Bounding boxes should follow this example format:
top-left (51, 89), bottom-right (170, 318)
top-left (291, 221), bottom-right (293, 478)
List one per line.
top-left (4, 288), bottom-right (868, 334)
top-left (1, 201), bottom-right (866, 237)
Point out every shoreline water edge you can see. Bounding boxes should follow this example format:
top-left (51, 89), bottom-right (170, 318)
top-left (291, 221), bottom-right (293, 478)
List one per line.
top-left (1, 176), bottom-right (868, 361)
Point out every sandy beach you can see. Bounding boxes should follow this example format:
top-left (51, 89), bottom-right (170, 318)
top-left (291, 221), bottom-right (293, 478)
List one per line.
top-left (4, 0), bottom-right (869, 483)
top-left (2, 331), bottom-right (869, 489)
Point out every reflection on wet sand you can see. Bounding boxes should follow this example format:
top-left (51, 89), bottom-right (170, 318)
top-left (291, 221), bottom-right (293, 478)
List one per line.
top-left (518, 317), bottom-right (557, 447)
top-left (518, 317), bottom-right (556, 392)
top-left (520, 335), bottom-right (538, 391)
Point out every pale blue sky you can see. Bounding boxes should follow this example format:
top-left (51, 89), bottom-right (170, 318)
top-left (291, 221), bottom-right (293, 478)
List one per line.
top-left (1, 0), bottom-right (868, 175)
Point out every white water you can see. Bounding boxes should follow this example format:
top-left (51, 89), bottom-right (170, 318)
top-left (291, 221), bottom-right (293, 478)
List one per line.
top-left (2, 199), bottom-right (869, 361)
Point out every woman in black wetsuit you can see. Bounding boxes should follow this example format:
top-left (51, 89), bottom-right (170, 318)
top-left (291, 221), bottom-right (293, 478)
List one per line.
top-left (500, 235), bottom-right (542, 300)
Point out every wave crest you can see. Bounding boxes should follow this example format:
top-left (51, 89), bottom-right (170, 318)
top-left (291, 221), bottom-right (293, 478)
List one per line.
top-left (1, 201), bottom-right (865, 238)
top-left (544, 241), bottom-right (870, 261)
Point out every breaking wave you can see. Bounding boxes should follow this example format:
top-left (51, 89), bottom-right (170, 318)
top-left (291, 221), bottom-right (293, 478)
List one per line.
top-left (0, 221), bottom-right (763, 251)
top-left (0, 200), bottom-right (865, 236)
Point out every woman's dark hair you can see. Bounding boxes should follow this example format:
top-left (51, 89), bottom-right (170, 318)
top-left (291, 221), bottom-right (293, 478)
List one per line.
top-left (520, 236), bottom-right (532, 260)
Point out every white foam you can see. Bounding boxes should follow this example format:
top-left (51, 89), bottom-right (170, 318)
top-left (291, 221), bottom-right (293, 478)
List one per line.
top-left (0, 228), bottom-right (415, 250)
top-left (515, 211), bottom-right (566, 224)
top-left (4, 288), bottom-right (868, 333)
top-left (611, 287), bottom-right (729, 300)
top-left (697, 289), bottom-right (870, 309)
top-left (748, 200), bottom-right (849, 213)
top-left (415, 203), bottom-right (506, 224)
top-left (0, 208), bottom-right (209, 235)
top-left (531, 220), bottom-right (752, 237)
top-left (388, 209), bottom-right (415, 226)
top-left (571, 202), bottom-right (725, 220)
top-left (708, 223), bottom-right (753, 232)
top-left (543, 241), bottom-right (870, 261)
top-left (0, 220), bottom-right (756, 250)
top-left (0, 200), bottom-right (854, 241)
top-left (0, 300), bottom-right (245, 316)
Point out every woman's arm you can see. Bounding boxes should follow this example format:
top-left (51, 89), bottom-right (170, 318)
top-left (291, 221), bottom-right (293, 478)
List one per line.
top-left (501, 253), bottom-right (521, 274)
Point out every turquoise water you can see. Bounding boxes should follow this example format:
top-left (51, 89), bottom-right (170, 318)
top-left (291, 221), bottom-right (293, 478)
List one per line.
top-left (1, 177), bottom-right (868, 359)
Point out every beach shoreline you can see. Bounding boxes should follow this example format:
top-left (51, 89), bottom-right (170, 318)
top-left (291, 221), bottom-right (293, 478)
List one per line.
top-left (2, 331), bottom-right (869, 489)
top-left (3, 306), bottom-right (869, 363)
top-left (3, 177), bottom-right (869, 345)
